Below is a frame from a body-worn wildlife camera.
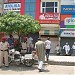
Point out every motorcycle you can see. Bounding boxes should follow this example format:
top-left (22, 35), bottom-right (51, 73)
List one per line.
top-left (8, 49), bottom-right (22, 65)
top-left (8, 48), bottom-right (34, 67)
top-left (21, 49), bottom-right (34, 67)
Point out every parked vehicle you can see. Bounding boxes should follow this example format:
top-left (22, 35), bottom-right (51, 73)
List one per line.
top-left (8, 48), bottom-right (34, 67)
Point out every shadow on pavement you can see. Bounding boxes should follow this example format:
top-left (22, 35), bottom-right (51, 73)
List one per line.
top-left (0, 64), bottom-right (50, 73)
top-left (0, 64), bottom-right (37, 72)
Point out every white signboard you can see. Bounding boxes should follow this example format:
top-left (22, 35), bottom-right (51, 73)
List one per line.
top-left (61, 0), bottom-right (75, 5)
top-left (4, 3), bottom-right (21, 11)
top-left (60, 30), bottom-right (75, 37)
top-left (64, 18), bottom-right (75, 25)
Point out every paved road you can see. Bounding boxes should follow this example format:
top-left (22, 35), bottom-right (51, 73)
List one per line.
top-left (0, 63), bottom-right (75, 75)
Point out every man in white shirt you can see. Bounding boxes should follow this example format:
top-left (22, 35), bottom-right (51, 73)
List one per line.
top-left (63, 43), bottom-right (70, 55)
top-left (0, 37), bottom-right (9, 67)
top-left (45, 37), bottom-right (51, 61)
top-left (72, 42), bottom-right (75, 55)
top-left (27, 35), bottom-right (33, 53)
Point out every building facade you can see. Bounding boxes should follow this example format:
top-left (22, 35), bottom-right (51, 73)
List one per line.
top-left (0, 0), bottom-right (4, 41)
top-left (60, 0), bottom-right (75, 55)
top-left (3, 0), bottom-right (60, 53)
top-left (20, 0), bottom-right (60, 53)
top-left (0, 0), bottom-right (3, 15)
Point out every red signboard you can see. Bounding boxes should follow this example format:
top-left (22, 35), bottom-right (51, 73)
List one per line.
top-left (4, 0), bottom-right (20, 3)
top-left (39, 20), bottom-right (60, 24)
top-left (39, 13), bottom-right (60, 20)
top-left (39, 13), bottom-right (60, 24)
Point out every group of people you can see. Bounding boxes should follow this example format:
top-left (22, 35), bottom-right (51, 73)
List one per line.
top-left (1, 34), bottom-right (75, 72)
top-left (0, 34), bottom-right (33, 68)
top-left (63, 42), bottom-right (75, 55)
top-left (0, 35), bottom-right (51, 72)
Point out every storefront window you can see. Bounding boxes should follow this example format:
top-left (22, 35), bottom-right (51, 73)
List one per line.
top-left (41, 2), bottom-right (58, 13)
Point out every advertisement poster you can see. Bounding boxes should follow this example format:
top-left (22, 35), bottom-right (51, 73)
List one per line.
top-left (61, 5), bottom-right (75, 14)
top-left (60, 15), bottom-right (75, 28)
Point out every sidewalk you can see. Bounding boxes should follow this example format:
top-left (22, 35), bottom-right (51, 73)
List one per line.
top-left (48, 55), bottom-right (75, 66)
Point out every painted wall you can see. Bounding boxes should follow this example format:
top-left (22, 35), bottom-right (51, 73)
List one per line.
top-left (60, 0), bottom-right (75, 5)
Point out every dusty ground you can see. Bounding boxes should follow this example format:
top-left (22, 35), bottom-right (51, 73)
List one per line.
top-left (0, 64), bottom-right (75, 75)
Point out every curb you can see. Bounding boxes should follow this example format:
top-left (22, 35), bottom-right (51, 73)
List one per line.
top-left (47, 60), bottom-right (75, 66)
top-left (34, 59), bottom-right (75, 66)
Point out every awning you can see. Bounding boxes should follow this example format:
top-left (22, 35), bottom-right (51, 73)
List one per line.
top-left (39, 24), bottom-right (59, 35)
top-left (39, 30), bottom-right (59, 35)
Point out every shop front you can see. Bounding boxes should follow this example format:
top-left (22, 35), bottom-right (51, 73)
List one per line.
top-left (39, 13), bottom-right (60, 53)
top-left (60, 29), bottom-right (75, 55)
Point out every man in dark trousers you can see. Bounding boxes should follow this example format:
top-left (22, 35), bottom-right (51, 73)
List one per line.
top-left (45, 37), bottom-right (51, 61)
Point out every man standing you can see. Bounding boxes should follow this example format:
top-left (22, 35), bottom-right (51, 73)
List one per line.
top-left (21, 37), bottom-right (28, 54)
top-left (72, 42), bottom-right (75, 55)
top-left (63, 43), bottom-right (70, 55)
top-left (45, 37), bottom-right (51, 61)
top-left (0, 37), bottom-right (9, 67)
top-left (35, 38), bottom-right (45, 72)
top-left (7, 34), bottom-right (14, 49)
top-left (27, 35), bottom-right (33, 53)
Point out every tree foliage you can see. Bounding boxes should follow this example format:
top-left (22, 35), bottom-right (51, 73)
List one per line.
top-left (0, 11), bottom-right (40, 36)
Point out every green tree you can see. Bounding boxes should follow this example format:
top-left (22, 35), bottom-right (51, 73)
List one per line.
top-left (0, 11), bottom-right (40, 38)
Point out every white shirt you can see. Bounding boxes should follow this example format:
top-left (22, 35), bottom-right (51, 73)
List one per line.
top-left (72, 45), bottom-right (75, 49)
top-left (45, 40), bottom-right (51, 49)
top-left (27, 37), bottom-right (33, 47)
top-left (0, 42), bottom-right (9, 50)
top-left (63, 45), bottom-right (70, 50)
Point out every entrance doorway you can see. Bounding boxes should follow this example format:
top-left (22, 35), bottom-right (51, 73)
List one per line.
top-left (41, 35), bottom-right (59, 53)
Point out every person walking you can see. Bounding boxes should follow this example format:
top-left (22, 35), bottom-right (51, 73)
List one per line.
top-left (35, 38), bottom-right (45, 72)
top-left (0, 37), bottom-right (9, 67)
top-left (63, 43), bottom-right (70, 55)
top-left (72, 42), bottom-right (75, 56)
top-left (45, 37), bottom-right (51, 61)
